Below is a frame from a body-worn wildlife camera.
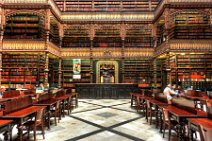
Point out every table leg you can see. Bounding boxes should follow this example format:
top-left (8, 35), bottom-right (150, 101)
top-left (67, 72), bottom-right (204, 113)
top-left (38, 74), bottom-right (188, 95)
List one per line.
top-left (178, 122), bottom-right (186, 141)
top-left (130, 95), bottom-right (133, 107)
top-left (62, 100), bottom-right (65, 117)
top-left (159, 110), bottom-right (163, 133)
top-left (17, 123), bottom-right (23, 141)
top-left (155, 105), bottom-right (159, 128)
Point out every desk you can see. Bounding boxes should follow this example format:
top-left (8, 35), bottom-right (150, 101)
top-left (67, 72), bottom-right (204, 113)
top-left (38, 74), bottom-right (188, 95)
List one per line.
top-left (165, 105), bottom-right (207, 141)
top-left (34, 99), bottom-right (58, 129)
top-left (0, 120), bottom-right (13, 141)
top-left (0, 106), bottom-right (46, 141)
top-left (76, 83), bottom-right (138, 99)
top-left (188, 118), bottom-right (212, 141)
top-left (182, 95), bottom-right (209, 110)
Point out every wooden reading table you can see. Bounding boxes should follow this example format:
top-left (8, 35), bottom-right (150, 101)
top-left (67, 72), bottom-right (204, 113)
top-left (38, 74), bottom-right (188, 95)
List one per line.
top-left (187, 118), bottom-right (212, 141)
top-left (160, 105), bottom-right (207, 141)
top-left (0, 106), bottom-right (46, 141)
top-left (33, 99), bottom-right (58, 129)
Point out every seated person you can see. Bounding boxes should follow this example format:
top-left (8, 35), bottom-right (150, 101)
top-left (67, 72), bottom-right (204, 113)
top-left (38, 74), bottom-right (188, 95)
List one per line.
top-left (36, 83), bottom-right (44, 94)
top-left (0, 86), bottom-right (6, 98)
top-left (163, 83), bottom-right (178, 104)
top-left (37, 83), bottom-right (44, 90)
top-left (177, 85), bottom-right (186, 96)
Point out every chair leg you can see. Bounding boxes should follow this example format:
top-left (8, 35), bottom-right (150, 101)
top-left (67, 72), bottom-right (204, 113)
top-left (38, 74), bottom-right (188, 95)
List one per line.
top-left (42, 124), bottom-right (45, 139)
top-left (55, 114), bottom-right (57, 126)
top-left (27, 127), bottom-right (30, 139)
top-left (150, 111), bottom-right (152, 125)
top-left (168, 126), bottom-right (171, 141)
top-left (163, 124), bottom-right (166, 138)
top-left (33, 127), bottom-right (36, 141)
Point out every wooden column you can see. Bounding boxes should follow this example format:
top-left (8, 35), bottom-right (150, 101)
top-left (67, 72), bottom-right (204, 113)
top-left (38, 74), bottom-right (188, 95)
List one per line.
top-left (59, 24), bottom-right (64, 48)
top-left (0, 53), bottom-right (2, 87)
top-left (45, 9), bottom-right (51, 50)
top-left (44, 52), bottom-right (49, 87)
top-left (153, 59), bottom-right (157, 94)
top-left (120, 23), bottom-right (126, 82)
top-left (121, 38), bottom-right (125, 82)
top-left (164, 8), bottom-right (171, 42)
top-left (166, 52), bottom-right (171, 84)
top-left (58, 58), bottom-right (62, 88)
top-left (0, 7), bottom-right (4, 87)
top-left (90, 39), bottom-right (93, 83)
top-left (152, 23), bottom-right (158, 49)
top-left (88, 24), bottom-right (95, 83)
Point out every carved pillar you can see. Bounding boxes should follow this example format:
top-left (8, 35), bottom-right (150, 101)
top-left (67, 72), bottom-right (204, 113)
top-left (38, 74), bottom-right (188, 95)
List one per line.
top-left (90, 39), bottom-right (93, 83)
top-left (88, 24), bottom-right (95, 83)
top-left (44, 52), bottom-right (49, 87)
top-left (120, 23), bottom-right (126, 82)
top-left (59, 24), bottom-right (64, 48)
top-left (45, 9), bottom-right (51, 50)
top-left (166, 52), bottom-right (171, 84)
top-left (210, 9), bottom-right (212, 26)
top-left (164, 8), bottom-right (171, 42)
top-left (153, 59), bottom-right (157, 94)
top-left (0, 53), bottom-right (2, 87)
top-left (58, 58), bottom-right (62, 88)
top-left (0, 7), bottom-right (5, 51)
top-left (152, 24), bottom-right (158, 49)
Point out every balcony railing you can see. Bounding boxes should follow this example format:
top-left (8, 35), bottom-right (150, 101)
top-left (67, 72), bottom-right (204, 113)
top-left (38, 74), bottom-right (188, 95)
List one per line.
top-left (2, 39), bottom-right (45, 50)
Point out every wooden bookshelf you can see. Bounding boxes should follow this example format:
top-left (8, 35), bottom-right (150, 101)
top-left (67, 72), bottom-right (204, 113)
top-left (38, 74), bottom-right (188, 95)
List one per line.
top-left (170, 54), bottom-right (212, 90)
top-left (63, 26), bottom-right (89, 48)
top-left (62, 59), bottom-right (91, 87)
top-left (54, 0), bottom-right (161, 12)
top-left (1, 54), bottom-right (45, 88)
top-left (125, 26), bottom-right (153, 48)
top-left (49, 23), bottom-right (60, 46)
top-left (48, 58), bottom-right (59, 87)
top-left (122, 59), bottom-right (152, 87)
top-left (174, 11), bottom-right (212, 39)
top-left (4, 13), bottom-right (45, 40)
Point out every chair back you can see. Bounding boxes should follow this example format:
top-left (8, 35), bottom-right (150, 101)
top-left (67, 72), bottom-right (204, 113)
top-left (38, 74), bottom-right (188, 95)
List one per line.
top-left (55, 90), bottom-right (65, 98)
top-left (66, 88), bottom-right (72, 95)
top-left (3, 90), bottom-right (20, 98)
top-left (38, 93), bottom-right (50, 102)
top-left (24, 89), bottom-right (35, 96)
top-left (207, 105), bottom-right (212, 119)
top-left (162, 108), bottom-right (170, 122)
top-left (145, 90), bottom-right (152, 97)
top-left (186, 90), bottom-right (197, 97)
top-left (55, 101), bottom-right (60, 110)
top-left (3, 96), bottom-right (32, 115)
top-left (155, 93), bottom-right (167, 103)
top-left (35, 108), bottom-right (45, 124)
top-left (146, 100), bottom-right (151, 109)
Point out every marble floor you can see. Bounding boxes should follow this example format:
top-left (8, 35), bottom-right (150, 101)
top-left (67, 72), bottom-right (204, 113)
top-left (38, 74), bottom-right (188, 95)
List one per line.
top-left (6, 99), bottom-right (184, 141)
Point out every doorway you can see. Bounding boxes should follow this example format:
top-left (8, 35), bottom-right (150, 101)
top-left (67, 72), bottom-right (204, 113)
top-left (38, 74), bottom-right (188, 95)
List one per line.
top-left (96, 61), bottom-right (119, 83)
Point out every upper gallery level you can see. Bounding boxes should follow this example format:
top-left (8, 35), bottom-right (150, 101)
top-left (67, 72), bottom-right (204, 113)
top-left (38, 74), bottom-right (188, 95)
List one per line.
top-left (0, 0), bottom-right (211, 22)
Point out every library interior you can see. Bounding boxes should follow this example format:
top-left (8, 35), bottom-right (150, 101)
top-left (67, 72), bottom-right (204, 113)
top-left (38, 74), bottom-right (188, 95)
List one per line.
top-left (0, 0), bottom-right (211, 141)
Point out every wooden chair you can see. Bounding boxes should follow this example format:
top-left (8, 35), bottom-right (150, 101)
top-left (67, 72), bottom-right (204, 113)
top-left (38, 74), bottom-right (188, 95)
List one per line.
top-left (50, 101), bottom-right (61, 126)
top-left (21, 108), bottom-right (45, 141)
top-left (162, 108), bottom-right (179, 141)
top-left (64, 96), bottom-right (73, 115)
top-left (146, 100), bottom-right (156, 125)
